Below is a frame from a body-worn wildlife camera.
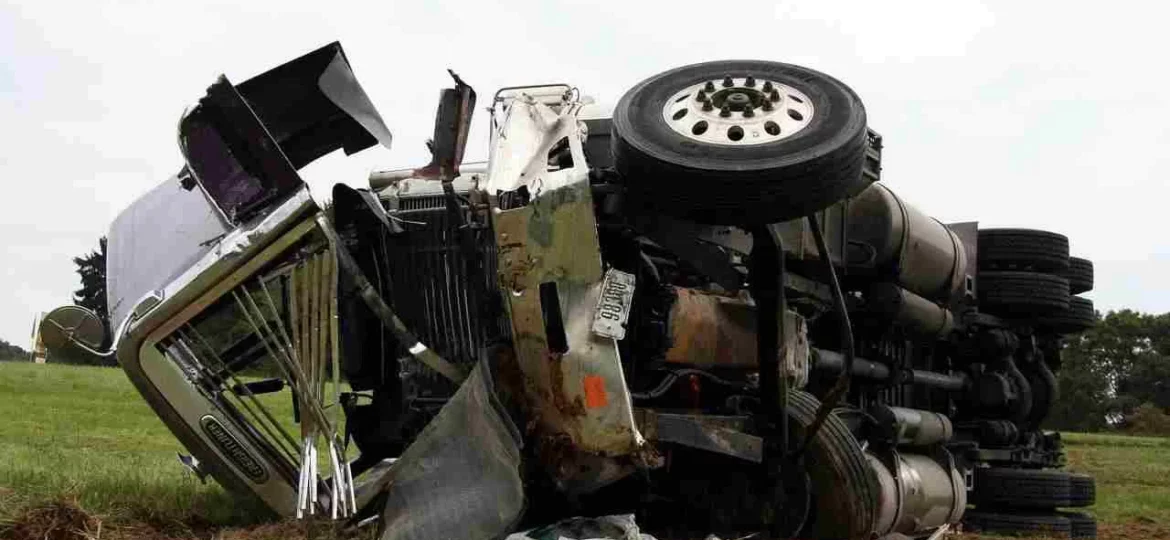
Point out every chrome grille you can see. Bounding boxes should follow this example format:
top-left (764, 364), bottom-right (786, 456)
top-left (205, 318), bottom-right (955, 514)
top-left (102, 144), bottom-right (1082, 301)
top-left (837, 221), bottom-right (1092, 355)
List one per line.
top-left (382, 193), bottom-right (507, 382)
top-left (156, 239), bottom-right (356, 519)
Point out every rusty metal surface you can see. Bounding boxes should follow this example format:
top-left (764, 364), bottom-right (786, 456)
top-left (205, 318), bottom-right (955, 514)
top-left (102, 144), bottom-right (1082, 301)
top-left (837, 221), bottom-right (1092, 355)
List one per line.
top-left (634, 409), bottom-right (761, 463)
top-left (664, 289), bottom-right (756, 366)
top-left (663, 289), bottom-right (810, 387)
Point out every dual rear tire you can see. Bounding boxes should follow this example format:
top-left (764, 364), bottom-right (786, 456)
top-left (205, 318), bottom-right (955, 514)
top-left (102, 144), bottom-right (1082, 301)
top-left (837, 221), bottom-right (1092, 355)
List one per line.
top-left (975, 229), bottom-right (1096, 334)
top-left (965, 468), bottom-right (1098, 539)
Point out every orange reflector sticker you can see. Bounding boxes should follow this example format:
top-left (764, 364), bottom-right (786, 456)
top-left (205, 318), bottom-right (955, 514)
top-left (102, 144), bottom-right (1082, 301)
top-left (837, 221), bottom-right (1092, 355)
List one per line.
top-left (583, 375), bottom-right (608, 409)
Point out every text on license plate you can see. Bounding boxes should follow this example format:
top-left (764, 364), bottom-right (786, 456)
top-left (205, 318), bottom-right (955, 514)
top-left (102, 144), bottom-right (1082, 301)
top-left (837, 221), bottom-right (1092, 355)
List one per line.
top-left (591, 269), bottom-right (636, 340)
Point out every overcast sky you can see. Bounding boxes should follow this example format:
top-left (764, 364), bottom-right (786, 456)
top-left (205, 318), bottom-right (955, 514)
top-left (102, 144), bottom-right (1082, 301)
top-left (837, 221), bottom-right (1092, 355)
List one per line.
top-left (2, 0), bottom-right (1168, 347)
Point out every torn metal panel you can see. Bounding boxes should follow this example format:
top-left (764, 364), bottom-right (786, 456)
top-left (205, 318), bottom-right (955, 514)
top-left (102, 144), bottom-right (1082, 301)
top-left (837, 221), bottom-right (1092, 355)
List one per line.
top-left (635, 410), bottom-right (762, 463)
top-left (489, 91), bottom-right (644, 469)
top-left (485, 90), bottom-right (587, 195)
top-left (359, 360), bottom-right (525, 540)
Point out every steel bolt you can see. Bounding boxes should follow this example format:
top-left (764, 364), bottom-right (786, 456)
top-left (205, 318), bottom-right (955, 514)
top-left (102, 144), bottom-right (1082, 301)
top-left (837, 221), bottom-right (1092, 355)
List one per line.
top-left (770, 89), bottom-right (781, 102)
top-left (722, 76), bottom-right (734, 88)
top-left (719, 105), bottom-right (732, 117)
top-left (704, 81), bottom-right (716, 92)
top-left (763, 81), bottom-right (774, 92)
top-left (745, 76), bottom-right (756, 87)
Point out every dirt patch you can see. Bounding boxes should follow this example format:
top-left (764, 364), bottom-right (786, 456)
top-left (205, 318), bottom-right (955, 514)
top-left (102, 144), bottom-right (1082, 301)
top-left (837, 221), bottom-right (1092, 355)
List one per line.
top-left (949, 519), bottom-right (1170, 540)
top-left (1098, 520), bottom-right (1170, 540)
top-left (0, 499), bottom-right (377, 540)
top-left (1, 498), bottom-right (102, 540)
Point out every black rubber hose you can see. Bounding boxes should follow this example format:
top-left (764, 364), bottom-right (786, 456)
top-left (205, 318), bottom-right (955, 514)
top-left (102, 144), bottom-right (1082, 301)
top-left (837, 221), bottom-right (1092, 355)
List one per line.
top-left (1004, 356), bottom-right (1033, 426)
top-left (796, 216), bottom-right (854, 457)
top-left (1023, 358), bottom-right (1058, 430)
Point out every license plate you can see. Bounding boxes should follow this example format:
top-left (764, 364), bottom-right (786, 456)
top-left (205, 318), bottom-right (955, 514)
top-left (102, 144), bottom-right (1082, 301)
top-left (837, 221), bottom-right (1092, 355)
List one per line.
top-left (592, 269), bottom-right (636, 340)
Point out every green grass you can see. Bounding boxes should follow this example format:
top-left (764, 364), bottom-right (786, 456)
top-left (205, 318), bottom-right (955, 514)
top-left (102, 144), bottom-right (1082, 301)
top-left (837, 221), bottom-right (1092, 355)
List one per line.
top-left (2, 362), bottom-right (1169, 539)
top-left (1063, 432), bottom-right (1170, 526)
top-left (0, 362), bottom-right (269, 529)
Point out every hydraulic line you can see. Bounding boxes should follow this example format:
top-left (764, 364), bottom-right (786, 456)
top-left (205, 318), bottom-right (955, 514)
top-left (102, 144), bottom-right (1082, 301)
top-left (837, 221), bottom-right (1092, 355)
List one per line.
top-left (796, 215), bottom-right (854, 457)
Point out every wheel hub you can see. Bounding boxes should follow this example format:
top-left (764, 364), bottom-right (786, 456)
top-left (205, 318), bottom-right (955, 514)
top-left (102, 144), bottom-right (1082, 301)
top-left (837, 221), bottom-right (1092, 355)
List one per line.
top-left (662, 76), bottom-right (814, 146)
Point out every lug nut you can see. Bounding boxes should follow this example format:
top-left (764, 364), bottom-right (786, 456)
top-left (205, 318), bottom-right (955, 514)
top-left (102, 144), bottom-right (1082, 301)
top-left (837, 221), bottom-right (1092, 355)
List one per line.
top-left (704, 81), bottom-right (716, 92)
top-left (702, 101), bottom-right (714, 111)
top-left (743, 107), bottom-right (755, 118)
top-left (770, 89), bottom-right (781, 102)
top-left (696, 90), bottom-right (708, 102)
top-left (722, 76), bottom-right (734, 88)
top-left (719, 105), bottom-right (732, 117)
top-left (763, 81), bottom-right (774, 92)
top-left (762, 100), bottom-right (774, 111)
top-left (745, 76), bottom-right (756, 87)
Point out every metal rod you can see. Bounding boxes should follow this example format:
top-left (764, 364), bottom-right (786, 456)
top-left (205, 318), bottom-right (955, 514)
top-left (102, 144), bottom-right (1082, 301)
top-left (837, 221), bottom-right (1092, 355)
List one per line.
top-left (796, 215), bottom-right (854, 458)
top-left (344, 457), bottom-right (357, 515)
top-left (180, 326), bottom-right (300, 462)
top-left (316, 252), bottom-right (331, 403)
top-left (232, 290), bottom-right (335, 435)
top-left (810, 348), bottom-right (967, 391)
top-left (748, 226), bottom-right (787, 454)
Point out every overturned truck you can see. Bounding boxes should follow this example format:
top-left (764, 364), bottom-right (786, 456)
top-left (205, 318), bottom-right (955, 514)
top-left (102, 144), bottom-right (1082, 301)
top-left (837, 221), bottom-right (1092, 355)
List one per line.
top-left (50, 43), bottom-right (1099, 539)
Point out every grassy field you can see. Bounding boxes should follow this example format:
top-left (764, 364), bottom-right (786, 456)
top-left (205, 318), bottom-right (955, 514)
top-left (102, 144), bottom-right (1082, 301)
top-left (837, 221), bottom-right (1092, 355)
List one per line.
top-left (1, 362), bottom-right (1168, 539)
top-left (0, 362), bottom-right (273, 536)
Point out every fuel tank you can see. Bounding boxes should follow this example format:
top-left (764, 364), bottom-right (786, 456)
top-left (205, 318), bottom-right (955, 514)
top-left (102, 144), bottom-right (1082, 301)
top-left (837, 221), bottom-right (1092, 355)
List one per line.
top-left (846, 184), bottom-right (968, 302)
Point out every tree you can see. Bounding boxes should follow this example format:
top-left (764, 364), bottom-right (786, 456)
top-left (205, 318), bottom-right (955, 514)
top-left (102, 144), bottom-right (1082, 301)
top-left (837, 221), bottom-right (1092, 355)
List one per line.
top-left (0, 338), bottom-right (29, 361)
top-left (1046, 315), bottom-right (1116, 432)
top-left (73, 237), bottom-right (109, 344)
top-left (1046, 309), bottom-right (1170, 432)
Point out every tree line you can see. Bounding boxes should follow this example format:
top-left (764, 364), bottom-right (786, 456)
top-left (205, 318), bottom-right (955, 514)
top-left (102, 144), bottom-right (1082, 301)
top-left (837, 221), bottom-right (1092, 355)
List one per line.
top-left (0, 338), bottom-right (28, 361)
top-left (1047, 309), bottom-right (1170, 435)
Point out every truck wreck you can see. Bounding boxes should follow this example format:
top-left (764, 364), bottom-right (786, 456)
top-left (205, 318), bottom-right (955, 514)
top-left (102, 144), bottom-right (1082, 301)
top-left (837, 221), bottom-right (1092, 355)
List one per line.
top-left (43, 42), bottom-right (1100, 540)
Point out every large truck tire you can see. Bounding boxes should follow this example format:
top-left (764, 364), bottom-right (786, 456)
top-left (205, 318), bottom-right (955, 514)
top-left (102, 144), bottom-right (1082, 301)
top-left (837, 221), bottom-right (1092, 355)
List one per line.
top-left (788, 391), bottom-right (880, 540)
top-left (963, 510), bottom-right (1072, 537)
top-left (972, 467), bottom-right (1073, 509)
top-left (977, 228), bottom-right (1070, 272)
top-left (1065, 257), bottom-right (1094, 294)
top-left (1037, 297), bottom-right (1096, 335)
top-left (1059, 511), bottom-right (1098, 539)
top-left (1069, 473), bottom-right (1097, 507)
top-left (977, 271), bottom-right (1070, 317)
top-left (612, 60), bottom-right (870, 225)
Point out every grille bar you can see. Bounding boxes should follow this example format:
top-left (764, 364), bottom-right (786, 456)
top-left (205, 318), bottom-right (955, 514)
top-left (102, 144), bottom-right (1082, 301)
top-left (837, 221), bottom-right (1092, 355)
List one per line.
top-left (158, 243), bottom-right (355, 519)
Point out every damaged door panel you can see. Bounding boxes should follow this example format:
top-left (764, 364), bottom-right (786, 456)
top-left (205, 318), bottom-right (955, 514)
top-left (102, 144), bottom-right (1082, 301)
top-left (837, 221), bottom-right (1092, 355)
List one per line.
top-left (489, 90), bottom-right (644, 487)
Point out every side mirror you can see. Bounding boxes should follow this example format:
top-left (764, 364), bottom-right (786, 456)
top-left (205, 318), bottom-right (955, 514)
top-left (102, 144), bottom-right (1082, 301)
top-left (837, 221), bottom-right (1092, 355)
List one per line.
top-left (413, 70), bottom-right (477, 181)
top-left (38, 305), bottom-right (111, 359)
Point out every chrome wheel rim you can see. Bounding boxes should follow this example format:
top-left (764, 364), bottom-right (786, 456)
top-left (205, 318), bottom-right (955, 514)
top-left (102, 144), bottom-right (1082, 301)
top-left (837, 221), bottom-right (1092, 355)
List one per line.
top-left (661, 76), bottom-right (814, 146)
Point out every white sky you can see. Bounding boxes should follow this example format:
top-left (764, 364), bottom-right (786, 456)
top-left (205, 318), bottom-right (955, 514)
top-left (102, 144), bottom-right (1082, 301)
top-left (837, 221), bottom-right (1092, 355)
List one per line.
top-left (2, 0), bottom-right (1168, 347)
